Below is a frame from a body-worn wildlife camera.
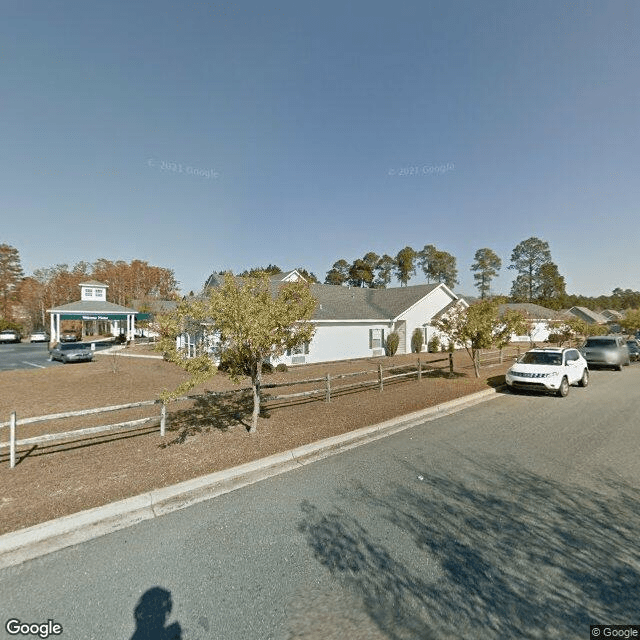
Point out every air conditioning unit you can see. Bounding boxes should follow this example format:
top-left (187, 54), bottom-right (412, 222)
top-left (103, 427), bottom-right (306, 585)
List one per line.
top-left (372, 349), bottom-right (384, 356)
top-left (291, 355), bottom-right (306, 364)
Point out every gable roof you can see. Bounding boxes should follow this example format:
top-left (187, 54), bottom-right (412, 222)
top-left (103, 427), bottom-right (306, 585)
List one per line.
top-left (498, 303), bottom-right (562, 320)
top-left (47, 300), bottom-right (138, 314)
top-left (600, 309), bottom-right (623, 321)
top-left (307, 282), bottom-right (447, 321)
top-left (565, 306), bottom-right (608, 324)
top-left (204, 270), bottom-right (463, 322)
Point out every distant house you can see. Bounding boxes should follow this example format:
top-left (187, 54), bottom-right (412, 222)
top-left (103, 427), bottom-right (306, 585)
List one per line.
top-left (195, 270), bottom-right (469, 365)
top-left (601, 309), bottom-right (623, 322)
top-left (562, 306), bottom-right (609, 326)
top-left (498, 303), bottom-right (564, 343)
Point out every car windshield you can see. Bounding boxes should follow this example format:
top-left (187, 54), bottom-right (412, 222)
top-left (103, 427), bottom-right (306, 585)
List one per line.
top-left (60, 343), bottom-right (89, 351)
top-left (519, 352), bottom-right (562, 366)
top-left (584, 338), bottom-right (616, 347)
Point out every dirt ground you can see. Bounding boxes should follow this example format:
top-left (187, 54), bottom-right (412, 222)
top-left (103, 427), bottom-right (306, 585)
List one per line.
top-left (0, 344), bottom-right (513, 535)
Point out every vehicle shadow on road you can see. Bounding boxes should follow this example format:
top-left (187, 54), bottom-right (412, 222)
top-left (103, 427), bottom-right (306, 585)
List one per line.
top-left (298, 456), bottom-right (640, 639)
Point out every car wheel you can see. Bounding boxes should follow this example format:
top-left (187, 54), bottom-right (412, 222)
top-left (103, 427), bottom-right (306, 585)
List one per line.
top-left (578, 369), bottom-right (589, 387)
top-left (557, 376), bottom-right (569, 397)
top-left (616, 363), bottom-right (623, 371)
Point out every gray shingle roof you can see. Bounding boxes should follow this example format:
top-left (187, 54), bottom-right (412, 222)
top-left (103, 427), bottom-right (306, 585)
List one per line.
top-left (566, 306), bottom-right (608, 324)
top-left (498, 303), bottom-right (563, 320)
top-left (47, 300), bottom-right (138, 314)
top-left (204, 271), bottom-right (455, 321)
top-left (304, 282), bottom-right (445, 321)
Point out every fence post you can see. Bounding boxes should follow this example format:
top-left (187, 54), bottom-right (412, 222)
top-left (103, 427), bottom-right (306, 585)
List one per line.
top-left (378, 364), bottom-right (383, 392)
top-left (9, 412), bottom-right (16, 469)
top-left (417, 359), bottom-right (422, 381)
top-left (160, 401), bottom-right (166, 436)
top-left (325, 374), bottom-right (331, 402)
top-left (499, 347), bottom-right (503, 363)
top-left (449, 352), bottom-right (454, 375)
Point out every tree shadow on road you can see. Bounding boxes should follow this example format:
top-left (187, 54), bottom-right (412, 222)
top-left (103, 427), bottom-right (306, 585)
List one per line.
top-left (298, 456), bottom-right (640, 639)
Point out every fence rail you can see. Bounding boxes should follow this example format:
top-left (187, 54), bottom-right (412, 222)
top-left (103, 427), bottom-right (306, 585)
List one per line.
top-left (1, 354), bottom-right (457, 469)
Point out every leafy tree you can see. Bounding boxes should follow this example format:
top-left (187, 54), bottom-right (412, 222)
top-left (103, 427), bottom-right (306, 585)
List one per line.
top-left (239, 264), bottom-right (283, 277)
top-left (17, 277), bottom-right (46, 331)
top-left (0, 244), bottom-right (24, 320)
top-left (432, 300), bottom-right (527, 377)
top-left (418, 244), bottom-right (458, 288)
top-left (620, 309), bottom-right (640, 334)
top-left (471, 248), bottom-right (502, 299)
top-left (295, 268), bottom-right (319, 283)
top-left (157, 273), bottom-right (317, 433)
top-left (374, 254), bottom-right (396, 288)
top-left (508, 237), bottom-right (553, 302)
top-left (536, 262), bottom-right (566, 307)
top-left (348, 259), bottom-right (374, 287)
top-left (325, 259), bottom-right (350, 285)
top-left (394, 246), bottom-right (417, 286)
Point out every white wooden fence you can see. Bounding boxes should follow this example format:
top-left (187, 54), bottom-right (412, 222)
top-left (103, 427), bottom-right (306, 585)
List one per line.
top-left (0, 355), bottom-right (456, 469)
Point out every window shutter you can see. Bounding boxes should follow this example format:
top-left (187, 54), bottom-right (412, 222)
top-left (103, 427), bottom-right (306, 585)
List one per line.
top-left (304, 341), bottom-right (309, 355)
top-left (369, 329), bottom-right (373, 349)
top-left (381, 328), bottom-right (385, 346)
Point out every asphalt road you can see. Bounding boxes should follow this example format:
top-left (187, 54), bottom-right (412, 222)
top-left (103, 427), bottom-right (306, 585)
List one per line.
top-left (1, 365), bottom-right (639, 639)
top-left (0, 341), bottom-right (114, 371)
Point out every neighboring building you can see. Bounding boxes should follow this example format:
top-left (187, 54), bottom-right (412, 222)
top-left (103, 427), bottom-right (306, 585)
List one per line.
top-left (498, 303), bottom-right (564, 343)
top-left (601, 309), bottom-right (623, 322)
top-left (47, 281), bottom-right (140, 343)
top-left (194, 270), bottom-right (469, 365)
top-left (562, 306), bottom-right (609, 326)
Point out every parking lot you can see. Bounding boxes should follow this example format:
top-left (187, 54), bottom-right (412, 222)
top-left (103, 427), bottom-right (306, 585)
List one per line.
top-left (0, 341), bottom-right (114, 371)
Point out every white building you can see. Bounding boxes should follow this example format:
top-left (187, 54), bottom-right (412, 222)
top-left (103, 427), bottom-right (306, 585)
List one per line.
top-left (194, 270), bottom-right (469, 365)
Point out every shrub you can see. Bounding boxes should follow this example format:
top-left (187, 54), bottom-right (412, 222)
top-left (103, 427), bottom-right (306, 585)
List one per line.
top-left (385, 331), bottom-right (400, 356)
top-left (275, 363), bottom-right (288, 373)
top-left (547, 332), bottom-right (563, 345)
top-left (411, 328), bottom-right (424, 353)
top-left (428, 336), bottom-right (440, 352)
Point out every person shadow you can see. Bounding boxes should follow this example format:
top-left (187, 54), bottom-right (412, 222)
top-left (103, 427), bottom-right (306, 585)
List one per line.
top-left (129, 587), bottom-right (182, 640)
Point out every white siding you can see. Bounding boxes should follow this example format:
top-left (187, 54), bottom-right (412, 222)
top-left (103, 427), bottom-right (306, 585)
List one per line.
top-left (397, 286), bottom-right (457, 353)
top-left (275, 322), bottom-right (392, 366)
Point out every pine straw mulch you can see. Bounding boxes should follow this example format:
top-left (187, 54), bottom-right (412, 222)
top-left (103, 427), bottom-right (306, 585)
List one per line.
top-left (0, 346), bottom-right (511, 535)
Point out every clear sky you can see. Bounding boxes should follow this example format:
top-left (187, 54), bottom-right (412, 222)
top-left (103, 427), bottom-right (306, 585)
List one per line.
top-left (2, 0), bottom-right (638, 297)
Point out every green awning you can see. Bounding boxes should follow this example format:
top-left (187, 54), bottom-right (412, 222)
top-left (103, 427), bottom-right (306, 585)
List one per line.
top-left (60, 314), bottom-right (134, 321)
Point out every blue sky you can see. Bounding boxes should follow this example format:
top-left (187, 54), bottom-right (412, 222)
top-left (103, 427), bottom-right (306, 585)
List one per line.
top-left (2, 0), bottom-right (638, 297)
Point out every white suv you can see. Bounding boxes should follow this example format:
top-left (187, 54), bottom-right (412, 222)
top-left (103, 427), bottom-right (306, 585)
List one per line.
top-left (506, 347), bottom-right (589, 397)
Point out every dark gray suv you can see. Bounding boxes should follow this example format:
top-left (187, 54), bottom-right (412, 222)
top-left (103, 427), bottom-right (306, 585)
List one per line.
top-left (579, 335), bottom-right (630, 371)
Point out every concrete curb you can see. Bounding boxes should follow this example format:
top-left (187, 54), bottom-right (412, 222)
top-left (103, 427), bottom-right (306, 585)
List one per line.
top-left (0, 386), bottom-right (505, 569)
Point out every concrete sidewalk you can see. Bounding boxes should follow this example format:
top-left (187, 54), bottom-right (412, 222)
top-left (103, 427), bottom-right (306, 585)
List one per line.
top-left (0, 386), bottom-right (504, 570)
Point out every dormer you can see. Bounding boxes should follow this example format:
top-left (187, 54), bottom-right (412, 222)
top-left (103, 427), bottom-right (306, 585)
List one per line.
top-left (79, 281), bottom-right (108, 302)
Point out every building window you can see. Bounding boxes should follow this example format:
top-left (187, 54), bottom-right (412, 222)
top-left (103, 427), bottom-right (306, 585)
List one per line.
top-left (94, 289), bottom-right (104, 297)
top-left (84, 288), bottom-right (93, 297)
top-left (369, 328), bottom-right (384, 349)
top-left (287, 342), bottom-right (309, 356)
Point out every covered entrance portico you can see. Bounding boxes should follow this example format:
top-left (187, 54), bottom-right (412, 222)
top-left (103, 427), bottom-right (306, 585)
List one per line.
top-left (47, 281), bottom-right (139, 344)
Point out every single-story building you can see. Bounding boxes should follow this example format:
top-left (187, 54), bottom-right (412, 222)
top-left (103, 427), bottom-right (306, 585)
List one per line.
top-left (498, 303), bottom-right (565, 343)
top-left (189, 270), bottom-right (469, 366)
top-left (47, 281), bottom-right (140, 344)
